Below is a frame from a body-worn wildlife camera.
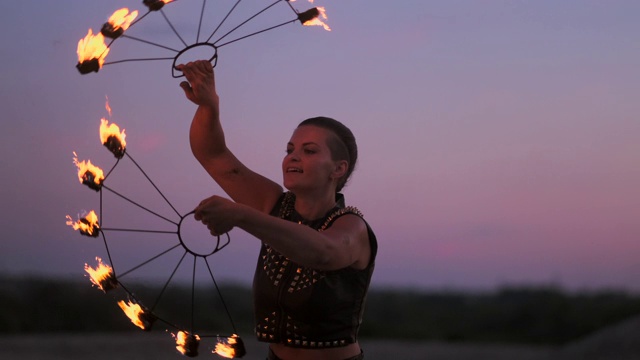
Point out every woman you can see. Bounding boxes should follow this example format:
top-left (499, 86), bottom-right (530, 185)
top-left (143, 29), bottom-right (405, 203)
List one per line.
top-left (177, 60), bottom-right (377, 360)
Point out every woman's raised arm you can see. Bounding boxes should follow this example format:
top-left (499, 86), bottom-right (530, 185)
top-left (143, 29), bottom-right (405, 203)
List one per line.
top-left (177, 60), bottom-right (282, 213)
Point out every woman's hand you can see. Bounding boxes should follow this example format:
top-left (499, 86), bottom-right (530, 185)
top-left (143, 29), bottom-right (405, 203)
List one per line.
top-left (176, 60), bottom-right (219, 108)
top-left (193, 195), bottom-right (239, 236)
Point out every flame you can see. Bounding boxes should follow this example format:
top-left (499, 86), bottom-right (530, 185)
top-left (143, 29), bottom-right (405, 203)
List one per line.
top-left (105, 96), bottom-right (112, 117)
top-left (175, 331), bottom-right (200, 356)
top-left (100, 119), bottom-right (127, 148)
top-left (73, 152), bottom-right (105, 189)
top-left (118, 300), bottom-right (151, 330)
top-left (84, 257), bottom-right (117, 292)
top-left (77, 29), bottom-right (109, 66)
top-left (66, 210), bottom-right (100, 236)
top-left (99, 98), bottom-right (127, 158)
top-left (303, 7), bottom-right (331, 31)
top-left (214, 334), bottom-right (244, 358)
top-left (118, 300), bottom-right (146, 329)
top-left (108, 8), bottom-right (138, 32)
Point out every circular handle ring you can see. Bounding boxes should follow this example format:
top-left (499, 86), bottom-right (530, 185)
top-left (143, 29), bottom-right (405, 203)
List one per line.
top-left (171, 42), bottom-right (219, 78)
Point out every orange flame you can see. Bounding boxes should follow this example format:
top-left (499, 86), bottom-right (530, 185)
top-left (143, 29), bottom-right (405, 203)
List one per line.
top-left (175, 331), bottom-right (200, 356)
top-left (303, 7), bottom-right (331, 31)
top-left (100, 119), bottom-right (127, 148)
top-left (73, 152), bottom-right (105, 189)
top-left (214, 334), bottom-right (244, 358)
top-left (99, 98), bottom-right (126, 158)
top-left (108, 8), bottom-right (138, 32)
top-left (105, 96), bottom-right (112, 117)
top-left (118, 300), bottom-right (152, 330)
top-left (77, 29), bottom-right (110, 66)
top-left (66, 210), bottom-right (100, 236)
top-left (84, 257), bottom-right (117, 292)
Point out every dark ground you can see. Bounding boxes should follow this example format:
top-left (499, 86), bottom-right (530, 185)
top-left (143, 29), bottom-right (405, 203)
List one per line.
top-left (2, 315), bottom-right (640, 360)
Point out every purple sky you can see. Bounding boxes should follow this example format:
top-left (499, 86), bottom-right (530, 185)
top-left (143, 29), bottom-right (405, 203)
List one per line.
top-left (1, 0), bottom-right (638, 292)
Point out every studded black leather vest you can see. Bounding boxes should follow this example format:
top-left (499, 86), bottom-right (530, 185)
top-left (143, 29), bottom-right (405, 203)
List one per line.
top-left (252, 192), bottom-right (377, 348)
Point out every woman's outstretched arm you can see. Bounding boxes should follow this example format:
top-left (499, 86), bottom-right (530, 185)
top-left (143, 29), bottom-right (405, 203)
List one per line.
top-left (194, 195), bottom-right (371, 271)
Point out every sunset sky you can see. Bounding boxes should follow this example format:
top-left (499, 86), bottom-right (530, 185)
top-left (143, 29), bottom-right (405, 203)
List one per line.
top-left (1, 0), bottom-right (638, 292)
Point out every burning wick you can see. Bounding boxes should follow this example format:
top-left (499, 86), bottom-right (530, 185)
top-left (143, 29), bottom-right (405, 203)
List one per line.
top-left (73, 152), bottom-right (105, 191)
top-left (76, 29), bottom-right (110, 74)
top-left (84, 257), bottom-right (118, 293)
top-left (100, 119), bottom-right (127, 158)
top-left (297, 7), bottom-right (331, 31)
top-left (175, 331), bottom-right (200, 357)
top-left (214, 334), bottom-right (246, 359)
top-left (101, 8), bottom-right (139, 39)
top-left (144, 0), bottom-right (174, 12)
top-left (117, 299), bottom-right (157, 331)
top-left (66, 210), bottom-right (100, 237)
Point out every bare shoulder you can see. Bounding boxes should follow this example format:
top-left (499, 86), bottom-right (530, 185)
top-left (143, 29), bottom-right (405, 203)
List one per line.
top-left (323, 213), bottom-right (371, 270)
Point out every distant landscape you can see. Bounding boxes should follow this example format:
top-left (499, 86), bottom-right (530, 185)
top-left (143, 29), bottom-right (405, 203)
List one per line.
top-left (1, 275), bottom-right (640, 359)
top-left (2, 275), bottom-right (640, 343)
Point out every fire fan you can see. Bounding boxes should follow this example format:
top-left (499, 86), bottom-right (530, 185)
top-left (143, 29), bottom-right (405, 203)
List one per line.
top-left (76, 0), bottom-right (332, 77)
top-left (70, 2), bottom-right (336, 357)
top-left (66, 101), bottom-right (245, 358)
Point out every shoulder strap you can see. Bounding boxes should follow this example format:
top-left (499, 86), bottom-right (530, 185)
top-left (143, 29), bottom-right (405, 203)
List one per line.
top-left (319, 206), bottom-right (378, 265)
top-left (318, 206), bottom-right (363, 232)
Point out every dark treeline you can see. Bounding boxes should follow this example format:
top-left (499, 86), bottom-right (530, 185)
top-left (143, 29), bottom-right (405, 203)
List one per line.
top-left (361, 287), bottom-right (640, 344)
top-left (1, 276), bottom-right (639, 345)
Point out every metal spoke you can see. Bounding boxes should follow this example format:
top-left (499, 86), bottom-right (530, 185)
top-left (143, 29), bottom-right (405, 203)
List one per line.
top-left (101, 184), bottom-right (178, 225)
top-left (205, 0), bottom-right (243, 43)
top-left (120, 34), bottom-right (181, 52)
top-left (104, 57), bottom-right (175, 66)
top-left (196, 0), bottom-right (207, 43)
top-left (205, 257), bottom-right (237, 334)
top-left (101, 227), bottom-right (177, 234)
top-left (213, 0), bottom-right (282, 46)
top-left (152, 250), bottom-right (189, 310)
top-left (191, 256), bottom-right (197, 333)
top-left (160, 8), bottom-right (188, 47)
top-left (126, 152), bottom-right (182, 218)
top-left (117, 243), bottom-right (182, 279)
top-left (217, 18), bottom-right (297, 48)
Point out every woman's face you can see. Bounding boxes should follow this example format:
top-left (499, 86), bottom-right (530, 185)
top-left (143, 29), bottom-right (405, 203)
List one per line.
top-left (282, 125), bottom-right (340, 193)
